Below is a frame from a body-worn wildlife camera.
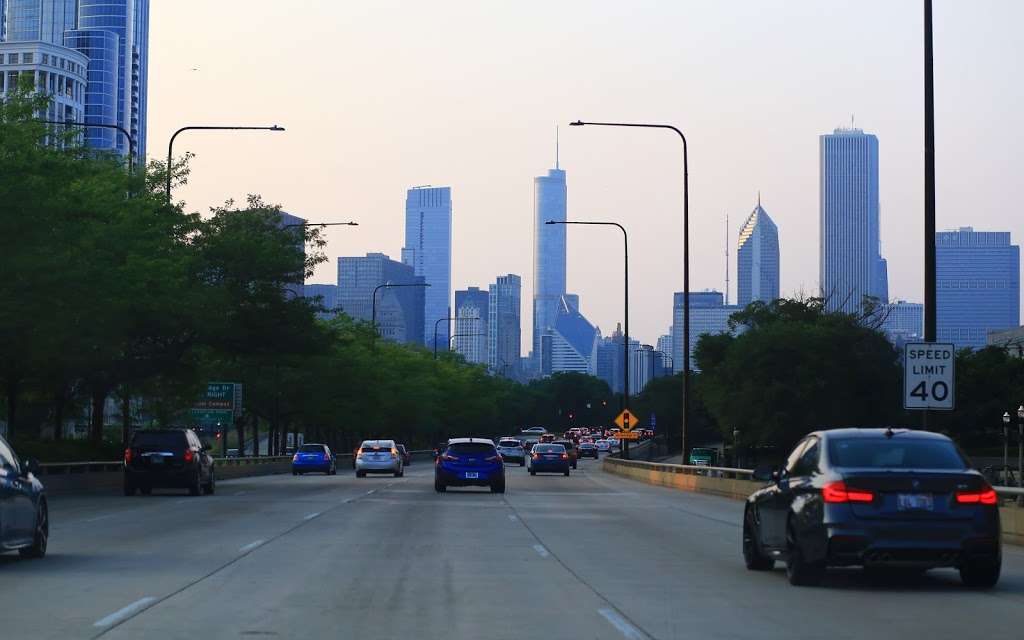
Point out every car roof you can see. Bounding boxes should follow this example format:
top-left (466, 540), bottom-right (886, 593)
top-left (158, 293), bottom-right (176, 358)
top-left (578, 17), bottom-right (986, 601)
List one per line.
top-left (806, 428), bottom-right (951, 441)
top-left (361, 439), bottom-right (394, 445)
top-left (447, 437), bottom-right (496, 445)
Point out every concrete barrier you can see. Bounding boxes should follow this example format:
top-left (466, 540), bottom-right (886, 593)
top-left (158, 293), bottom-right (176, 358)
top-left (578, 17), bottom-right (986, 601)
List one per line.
top-left (603, 456), bottom-right (1024, 547)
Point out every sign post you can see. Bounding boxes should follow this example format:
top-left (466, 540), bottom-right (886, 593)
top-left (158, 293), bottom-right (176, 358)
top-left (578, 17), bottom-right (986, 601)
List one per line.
top-left (904, 343), bottom-right (955, 411)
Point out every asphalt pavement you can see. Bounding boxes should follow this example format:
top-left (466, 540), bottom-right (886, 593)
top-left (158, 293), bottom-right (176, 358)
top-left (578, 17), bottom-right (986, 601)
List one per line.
top-left (2, 455), bottom-right (1023, 640)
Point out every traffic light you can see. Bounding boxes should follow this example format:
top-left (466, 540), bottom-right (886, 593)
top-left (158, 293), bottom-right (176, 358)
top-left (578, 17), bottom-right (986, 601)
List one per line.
top-left (215, 431), bottom-right (222, 439)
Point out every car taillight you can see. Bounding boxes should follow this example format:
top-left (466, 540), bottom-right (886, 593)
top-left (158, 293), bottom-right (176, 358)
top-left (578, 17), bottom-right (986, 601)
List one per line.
top-left (485, 455), bottom-right (501, 462)
top-left (183, 449), bottom-right (194, 463)
top-left (561, 453), bottom-right (568, 460)
top-left (822, 481), bottom-right (874, 503)
top-left (292, 454), bottom-right (299, 462)
top-left (124, 448), bottom-right (132, 463)
top-left (956, 486), bottom-right (998, 505)
top-left (390, 448), bottom-right (398, 458)
top-left (531, 453), bottom-right (539, 460)
top-left (442, 453), bottom-right (459, 462)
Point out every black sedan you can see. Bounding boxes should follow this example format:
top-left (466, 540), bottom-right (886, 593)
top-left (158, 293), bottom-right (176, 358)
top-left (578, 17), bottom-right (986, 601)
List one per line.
top-left (743, 428), bottom-right (1001, 587)
top-left (0, 435), bottom-right (48, 559)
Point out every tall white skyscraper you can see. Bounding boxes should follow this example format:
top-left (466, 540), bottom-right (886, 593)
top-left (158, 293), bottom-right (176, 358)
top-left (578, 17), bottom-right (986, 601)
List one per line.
top-left (532, 150), bottom-right (567, 370)
top-left (402, 186), bottom-right (452, 351)
top-left (737, 197), bottom-right (780, 306)
top-left (819, 127), bottom-right (888, 313)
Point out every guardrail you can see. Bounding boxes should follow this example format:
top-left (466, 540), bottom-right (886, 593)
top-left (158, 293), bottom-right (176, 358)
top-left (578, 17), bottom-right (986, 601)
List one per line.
top-left (38, 455), bottom-right (294, 476)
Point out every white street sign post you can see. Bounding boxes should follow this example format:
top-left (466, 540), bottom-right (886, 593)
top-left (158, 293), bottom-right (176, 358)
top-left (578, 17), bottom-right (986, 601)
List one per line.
top-left (904, 343), bottom-right (955, 410)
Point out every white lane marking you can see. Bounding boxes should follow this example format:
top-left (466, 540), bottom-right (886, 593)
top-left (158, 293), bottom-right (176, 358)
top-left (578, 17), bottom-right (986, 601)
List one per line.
top-left (598, 608), bottom-right (645, 640)
top-left (93, 597), bottom-right (157, 627)
top-left (84, 514), bottom-right (115, 523)
top-left (303, 511), bottom-right (321, 521)
top-left (507, 514), bottom-right (518, 522)
top-left (238, 539), bottom-right (265, 554)
top-left (532, 544), bottom-right (550, 558)
top-left (365, 489), bottom-right (377, 495)
top-left (234, 490), bottom-right (247, 496)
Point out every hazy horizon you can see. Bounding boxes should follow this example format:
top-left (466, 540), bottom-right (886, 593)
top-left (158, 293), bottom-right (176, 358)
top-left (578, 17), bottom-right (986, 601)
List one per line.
top-left (149, 0), bottom-right (1024, 353)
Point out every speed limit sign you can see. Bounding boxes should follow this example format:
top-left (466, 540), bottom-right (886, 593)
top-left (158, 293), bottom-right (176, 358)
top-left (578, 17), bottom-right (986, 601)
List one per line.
top-left (904, 343), bottom-right (955, 410)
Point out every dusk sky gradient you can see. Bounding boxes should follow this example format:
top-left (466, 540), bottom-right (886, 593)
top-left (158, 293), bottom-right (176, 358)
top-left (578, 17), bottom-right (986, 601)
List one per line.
top-left (149, 0), bottom-right (1024, 353)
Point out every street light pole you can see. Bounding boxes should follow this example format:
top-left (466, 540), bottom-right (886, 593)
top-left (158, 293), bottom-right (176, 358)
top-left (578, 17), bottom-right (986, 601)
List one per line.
top-left (36, 119), bottom-right (136, 172)
top-left (1018, 405), bottom-right (1024, 489)
top-left (547, 218), bottom-right (630, 459)
top-left (371, 282), bottom-right (430, 345)
top-left (1003, 412), bottom-right (1011, 482)
top-left (166, 124), bottom-right (285, 203)
top-left (434, 317), bottom-right (480, 359)
top-left (569, 120), bottom-right (689, 461)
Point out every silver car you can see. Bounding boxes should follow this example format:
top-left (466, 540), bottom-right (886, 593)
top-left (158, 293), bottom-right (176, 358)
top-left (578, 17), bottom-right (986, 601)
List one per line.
top-left (355, 440), bottom-right (403, 478)
top-left (496, 438), bottom-right (526, 466)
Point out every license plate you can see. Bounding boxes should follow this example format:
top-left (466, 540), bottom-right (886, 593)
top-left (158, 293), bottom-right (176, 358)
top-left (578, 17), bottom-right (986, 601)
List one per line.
top-left (897, 494), bottom-right (933, 511)
top-left (464, 472), bottom-right (479, 479)
top-left (148, 456), bottom-right (164, 465)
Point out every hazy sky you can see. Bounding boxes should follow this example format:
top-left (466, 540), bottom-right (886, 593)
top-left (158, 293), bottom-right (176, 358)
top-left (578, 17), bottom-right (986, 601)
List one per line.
top-left (150, 0), bottom-right (1024, 352)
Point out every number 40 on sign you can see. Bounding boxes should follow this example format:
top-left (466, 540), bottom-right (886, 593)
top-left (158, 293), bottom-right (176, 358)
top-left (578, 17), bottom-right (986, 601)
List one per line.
top-left (903, 343), bottom-right (955, 411)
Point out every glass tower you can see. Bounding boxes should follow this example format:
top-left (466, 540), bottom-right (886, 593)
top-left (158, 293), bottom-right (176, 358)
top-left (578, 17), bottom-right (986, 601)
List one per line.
top-left (737, 198), bottom-right (780, 306)
top-left (63, 28), bottom-right (118, 149)
top-left (819, 128), bottom-right (888, 313)
top-left (3, 0), bottom-right (77, 43)
top-left (488, 274), bottom-right (522, 378)
top-left (77, 0), bottom-right (148, 160)
top-left (402, 186), bottom-right (452, 351)
top-left (936, 227), bottom-right (1020, 350)
top-left (532, 160), bottom-right (567, 369)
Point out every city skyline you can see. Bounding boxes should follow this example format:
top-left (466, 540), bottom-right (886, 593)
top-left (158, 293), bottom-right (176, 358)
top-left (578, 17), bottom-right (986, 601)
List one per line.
top-left (143, 1), bottom-right (1023, 351)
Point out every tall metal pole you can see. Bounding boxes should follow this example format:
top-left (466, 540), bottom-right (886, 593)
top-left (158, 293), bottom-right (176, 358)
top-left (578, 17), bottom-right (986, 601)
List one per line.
top-left (923, 0), bottom-right (936, 343)
top-left (545, 219), bottom-right (629, 458)
top-left (568, 121), bottom-right (688, 460)
top-left (166, 124), bottom-right (284, 203)
top-left (36, 119), bottom-right (135, 172)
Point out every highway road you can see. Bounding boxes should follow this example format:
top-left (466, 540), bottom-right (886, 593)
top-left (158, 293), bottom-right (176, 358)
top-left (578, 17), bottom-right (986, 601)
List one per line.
top-left (3, 456), bottom-right (1023, 640)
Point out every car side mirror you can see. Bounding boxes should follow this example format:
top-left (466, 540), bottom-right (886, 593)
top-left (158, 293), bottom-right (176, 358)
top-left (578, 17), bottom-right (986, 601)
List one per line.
top-left (752, 465), bottom-right (775, 482)
top-left (21, 457), bottom-right (41, 477)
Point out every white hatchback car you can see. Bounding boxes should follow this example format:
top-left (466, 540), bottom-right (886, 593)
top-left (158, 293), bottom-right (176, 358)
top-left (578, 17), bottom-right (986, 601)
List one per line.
top-left (595, 439), bottom-right (611, 452)
top-left (355, 440), bottom-right (403, 477)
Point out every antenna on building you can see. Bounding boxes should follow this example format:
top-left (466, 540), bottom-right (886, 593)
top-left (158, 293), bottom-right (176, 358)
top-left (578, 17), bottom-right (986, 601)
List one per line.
top-left (725, 212), bottom-right (730, 306)
top-left (757, 190), bottom-right (761, 208)
top-left (555, 125), bottom-right (560, 170)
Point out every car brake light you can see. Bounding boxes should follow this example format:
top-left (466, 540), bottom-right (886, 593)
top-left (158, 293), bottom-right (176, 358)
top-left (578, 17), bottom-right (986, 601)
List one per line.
top-left (485, 455), bottom-right (501, 462)
top-left (822, 481), bottom-right (874, 503)
top-left (531, 453), bottom-right (539, 460)
top-left (956, 486), bottom-right (998, 505)
top-left (292, 454), bottom-right (299, 462)
top-left (124, 448), bottom-right (132, 463)
top-left (442, 453), bottom-right (459, 462)
top-left (390, 448), bottom-right (398, 458)
top-left (561, 453), bottom-right (568, 460)
top-left (183, 449), bottom-right (194, 463)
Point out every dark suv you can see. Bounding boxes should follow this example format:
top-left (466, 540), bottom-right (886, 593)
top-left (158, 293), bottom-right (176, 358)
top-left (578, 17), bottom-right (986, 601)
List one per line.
top-left (124, 429), bottom-right (216, 496)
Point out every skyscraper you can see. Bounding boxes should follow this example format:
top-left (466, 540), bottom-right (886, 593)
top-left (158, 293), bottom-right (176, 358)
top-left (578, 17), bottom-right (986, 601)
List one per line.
top-left (819, 127), bottom-right (888, 313)
top-left (737, 197), bottom-right (780, 306)
top-left (454, 287), bottom-right (489, 365)
top-left (488, 274), bottom-right (522, 378)
top-left (76, 0), bottom-right (149, 160)
top-left (337, 253), bottom-right (425, 346)
top-left (3, 0), bottom-right (76, 42)
top-left (402, 186), bottom-right (452, 352)
top-left (543, 295), bottom-right (598, 375)
top-left (532, 152), bottom-right (567, 370)
top-left (671, 291), bottom-right (744, 371)
top-left (936, 227), bottom-right (1020, 350)
top-left (881, 300), bottom-right (923, 344)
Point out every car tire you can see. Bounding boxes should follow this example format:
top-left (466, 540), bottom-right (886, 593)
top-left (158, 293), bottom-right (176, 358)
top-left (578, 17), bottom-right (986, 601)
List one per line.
top-left (395, 469), bottom-right (404, 478)
top-left (140, 486), bottom-right (152, 496)
top-left (742, 508), bottom-right (774, 571)
top-left (491, 482), bottom-right (506, 494)
top-left (19, 500), bottom-right (48, 559)
top-left (572, 463), bottom-right (577, 469)
top-left (519, 459), bottom-right (525, 467)
top-left (189, 471), bottom-right (202, 496)
top-left (292, 470), bottom-right (298, 476)
top-left (434, 478), bottom-right (446, 493)
top-left (960, 558), bottom-right (1001, 588)
top-left (786, 521), bottom-right (824, 586)
top-left (564, 469), bottom-right (570, 476)
top-left (530, 469), bottom-right (536, 476)
top-left (123, 481), bottom-right (136, 497)
top-left (356, 470), bottom-right (366, 478)
top-left (204, 472), bottom-right (216, 495)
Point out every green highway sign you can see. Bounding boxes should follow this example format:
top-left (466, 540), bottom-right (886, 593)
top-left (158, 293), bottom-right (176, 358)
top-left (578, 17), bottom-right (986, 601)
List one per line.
top-left (191, 382), bottom-right (243, 429)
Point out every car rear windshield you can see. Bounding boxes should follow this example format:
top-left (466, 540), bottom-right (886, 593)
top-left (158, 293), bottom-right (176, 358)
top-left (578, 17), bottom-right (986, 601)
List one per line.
top-left (498, 440), bottom-right (521, 448)
top-left (299, 445), bottom-right (324, 453)
top-left (132, 432), bottom-right (185, 448)
top-left (828, 437), bottom-right (966, 469)
top-left (534, 445), bottom-right (565, 453)
top-left (447, 443), bottom-right (496, 455)
top-left (362, 442), bottom-right (391, 450)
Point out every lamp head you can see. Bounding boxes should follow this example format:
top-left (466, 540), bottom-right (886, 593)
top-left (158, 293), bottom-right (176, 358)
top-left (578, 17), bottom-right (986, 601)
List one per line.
top-left (1004, 412), bottom-right (1011, 423)
top-left (270, 125), bottom-right (285, 131)
top-left (569, 121), bottom-right (584, 127)
top-left (545, 220), bottom-right (557, 225)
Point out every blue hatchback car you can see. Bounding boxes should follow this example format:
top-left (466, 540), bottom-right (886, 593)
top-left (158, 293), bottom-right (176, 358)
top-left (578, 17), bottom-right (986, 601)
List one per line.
top-left (528, 443), bottom-right (570, 476)
top-left (0, 434), bottom-right (47, 559)
top-left (435, 438), bottom-right (505, 493)
top-left (291, 444), bottom-right (336, 476)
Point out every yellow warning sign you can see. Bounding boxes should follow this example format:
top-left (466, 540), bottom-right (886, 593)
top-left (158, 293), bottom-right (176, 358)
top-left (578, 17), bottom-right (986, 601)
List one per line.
top-left (614, 410), bottom-right (640, 432)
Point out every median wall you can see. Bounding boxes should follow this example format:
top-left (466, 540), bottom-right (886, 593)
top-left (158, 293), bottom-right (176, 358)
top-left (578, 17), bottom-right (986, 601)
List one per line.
top-left (603, 456), bottom-right (1024, 547)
